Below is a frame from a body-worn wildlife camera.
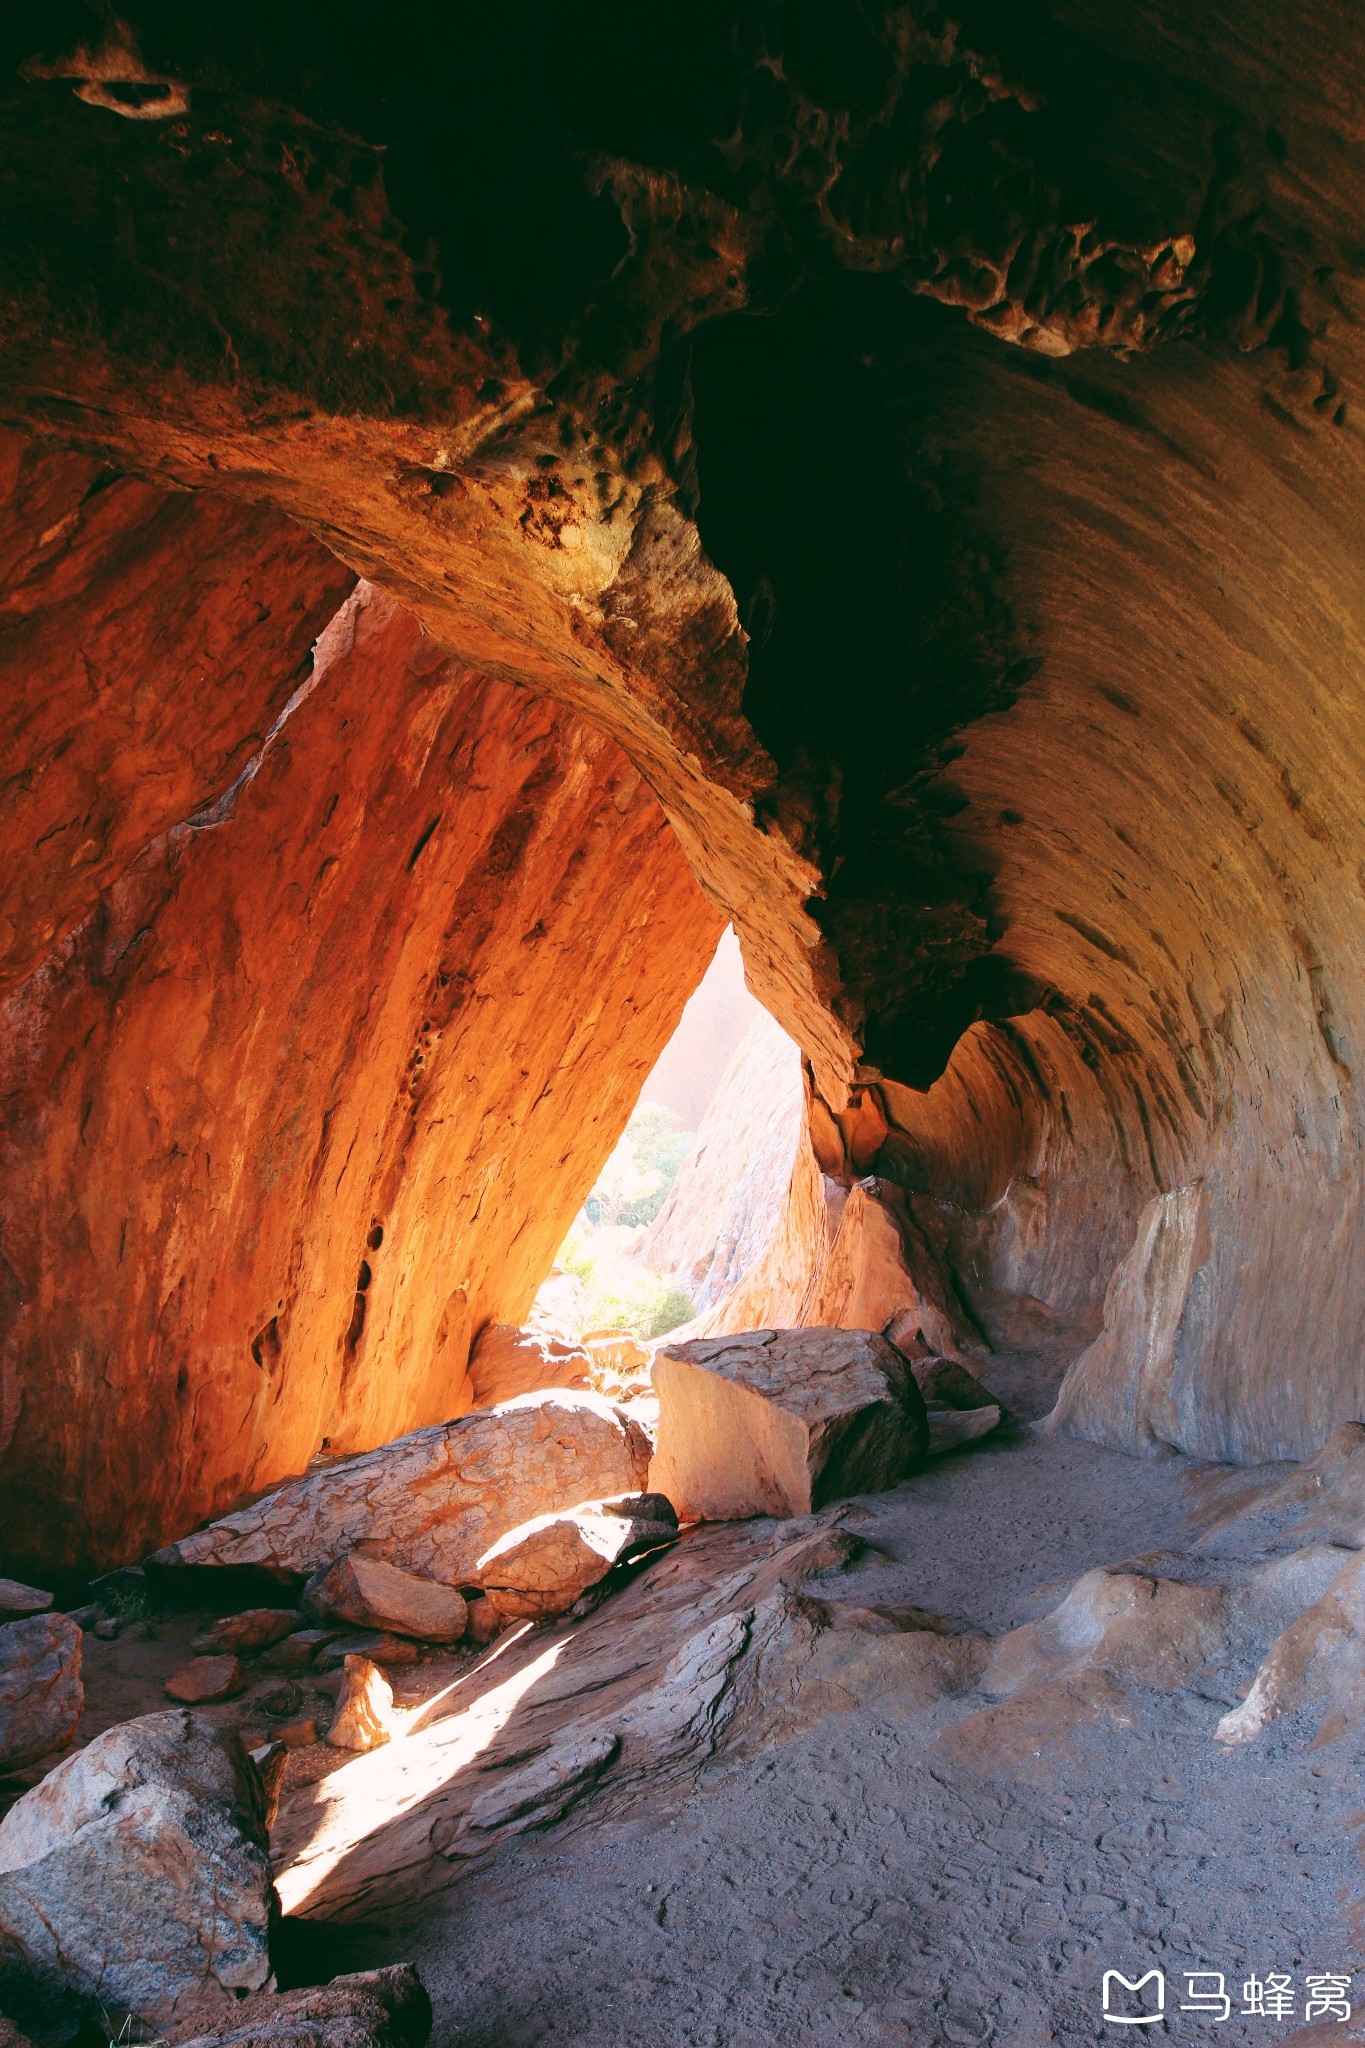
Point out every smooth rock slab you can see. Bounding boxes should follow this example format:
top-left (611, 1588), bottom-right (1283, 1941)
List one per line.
top-left (0, 1584), bottom-right (51, 1620)
top-left (306, 1554), bottom-right (467, 1643)
top-left (0, 1711), bottom-right (274, 2039)
top-left (479, 1493), bottom-right (679, 1620)
top-left (0, 1616), bottom-right (82, 1770)
top-left (650, 1328), bottom-right (929, 1521)
top-left (150, 1392), bottom-right (652, 1585)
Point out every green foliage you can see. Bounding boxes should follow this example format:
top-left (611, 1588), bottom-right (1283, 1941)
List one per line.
top-left (556, 1221), bottom-right (695, 1338)
top-left (584, 1105), bottom-right (692, 1229)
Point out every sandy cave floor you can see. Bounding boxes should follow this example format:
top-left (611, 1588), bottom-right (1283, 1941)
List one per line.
top-left (332, 1404), bottom-right (1362, 2047)
top-left (34, 1357), bottom-right (1365, 2048)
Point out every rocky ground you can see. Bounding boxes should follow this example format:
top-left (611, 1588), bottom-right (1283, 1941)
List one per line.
top-left (17, 1353), bottom-right (1360, 2047)
top-left (339, 1383), bottom-right (1361, 2048)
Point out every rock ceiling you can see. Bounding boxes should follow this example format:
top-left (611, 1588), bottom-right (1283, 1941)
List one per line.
top-left (2, 1), bottom-right (1364, 1569)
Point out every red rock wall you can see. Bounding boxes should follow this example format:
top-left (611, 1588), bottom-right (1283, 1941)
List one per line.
top-left (0, 428), bottom-right (356, 996)
top-left (0, 559), bottom-right (720, 1578)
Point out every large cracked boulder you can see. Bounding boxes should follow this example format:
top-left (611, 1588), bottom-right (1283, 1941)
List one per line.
top-left (306, 1555), bottom-right (467, 1644)
top-left (650, 1329), bottom-right (929, 1521)
top-left (0, 1711), bottom-right (275, 2040)
top-left (150, 1392), bottom-right (652, 1588)
top-left (0, 1616), bottom-right (82, 1771)
top-left (478, 1494), bottom-right (679, 1621)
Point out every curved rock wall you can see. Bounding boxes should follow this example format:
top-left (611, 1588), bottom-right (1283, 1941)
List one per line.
top-left (0, 553), bottom-right (719, 1576)
top-left (2, 4), bottom-right (1365, 1500)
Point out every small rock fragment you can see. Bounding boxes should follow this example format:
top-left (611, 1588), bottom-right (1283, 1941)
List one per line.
top-left (275, 1716), bottom-right (319, 1749)
top-left (464, 1596), bottom-right (501, 1647)
top-left (0, 1582), bottom-right (52, 1620)
top-left (306, 1554), bottom-right (466, 1643)
top-left (259, 1626), bottom-right (341, 1671)
top-left (164, 1654), bottom-right (247, 1704)
top-left (326, 1656), bottom-right (396, 1752)
top-left (314, 1631), bottom-right (421, 1670)
top-left (0, 1615), bottom-right (83, 1770)
top-left (258, 1681), bottom-right (303, 1720)
top-left (926, 1404), bottom-right (1001, 1456)
top-left (92, 1616), bottom-right (120, 1640)
top-left (246, 1740), bottom-right (289, 1827)
top-left (64, 1605), bottom-right (100, 1630)
top-left (191, 1608), bottom-right (301, 1655)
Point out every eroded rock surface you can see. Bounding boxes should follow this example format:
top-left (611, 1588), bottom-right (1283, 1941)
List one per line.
top-left (0, 1617), bottom-right (81, 1771)
top-left (173, 1966), bottom-right (433, 2048)
top-left (0, 1712), bottom-right (274, 2039)
top-left (650, 1329), bottom-right (929, 1521)
top-left (0, 576), bottom-right (718, 1579)
top-left (152, 1393), bottom-right (652, 1586)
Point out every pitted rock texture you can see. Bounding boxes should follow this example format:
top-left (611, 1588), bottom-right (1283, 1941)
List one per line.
top-left (152, 1393), bottom-right (652, 1587)
top-left (0, 571), bottom-right (717, 1577)
top-left (650, 1329), bottom-right (929, 1521)
top-left (0, 1712), bottom-right (274, 2039)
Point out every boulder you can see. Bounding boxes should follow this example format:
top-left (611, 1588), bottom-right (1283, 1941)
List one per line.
top-left (910, 1357), bottom-right (999, 1410)
top-left (150, 1392), bottom-right (652, 1586)
top-left (0, 1711), bottom-right (274, 2039)
top-left (0, 1617), bottom-right (82, 1771)
top-left (326, 1658), bottom-right (396, 1753)
top-left (464, 1596), bottom-right (502, 1647)
top-left (926, 1405), bottom-right (1002, 1456)
top-left (274, 1717), bottom-right (319, 1750)
top-left (467, 1324), bottom-right (592, 1407)
top-left (173, 1964), bottom-right (432, 2048)
top-left (306, 1555), bottom-right (467, 1644)
top-left (165, 1656), bottom-right (248, 1704)
top-left (0, 1585), bottom-right (50, 1621)
top-left (191, 1609), bottom-right (301, 1655)
top-left (259, 1627), bottom-right (342, 1672)
top-left (315, 1632), bottom-right (421, 1671)
top-left (650, 1329), bottom-right (929, 1521)
top-left (478, 1494), bottom-right (680, 1621)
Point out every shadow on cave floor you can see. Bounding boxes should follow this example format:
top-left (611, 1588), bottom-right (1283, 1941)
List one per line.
top-left (269, 1405), bottom-right (1359, 2048)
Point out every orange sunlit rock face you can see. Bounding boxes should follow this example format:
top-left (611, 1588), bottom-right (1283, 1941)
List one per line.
top-left (0, 562), bottom-right (719, 1578)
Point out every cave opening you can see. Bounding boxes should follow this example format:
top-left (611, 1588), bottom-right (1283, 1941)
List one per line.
top-left (4, 4), bottom-right (1365, 2041)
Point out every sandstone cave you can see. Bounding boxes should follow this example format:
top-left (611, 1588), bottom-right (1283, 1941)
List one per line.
top-left (3, 4), bottom-right (1365, 2043)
